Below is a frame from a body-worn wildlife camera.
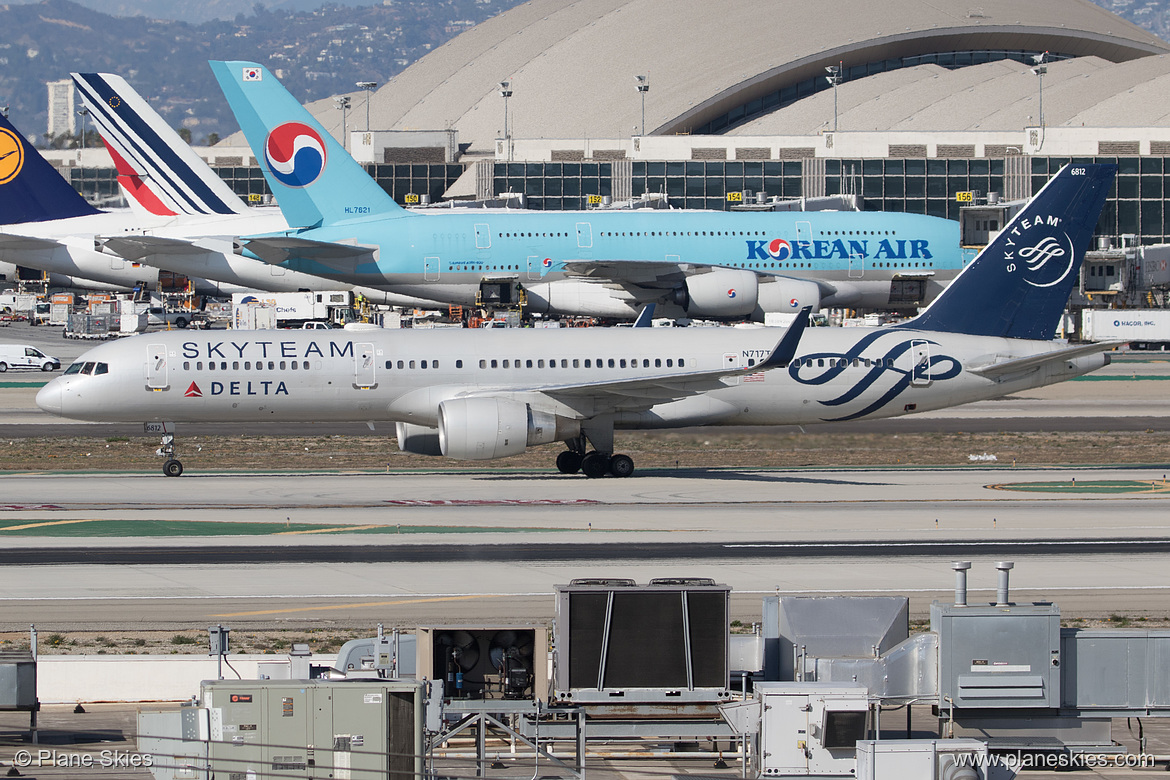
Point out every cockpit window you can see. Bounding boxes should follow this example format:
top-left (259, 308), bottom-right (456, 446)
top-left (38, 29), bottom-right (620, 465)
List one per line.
top-left (63, 363), bottom-right (83, 375)
top-left (94, 362), bottom-right (109, 375)
top-left (81, 362), bottom-right (96, 375)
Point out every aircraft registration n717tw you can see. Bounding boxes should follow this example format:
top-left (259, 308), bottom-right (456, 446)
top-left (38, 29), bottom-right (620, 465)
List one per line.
top-left (38, 165), bottom-right (1120, 478)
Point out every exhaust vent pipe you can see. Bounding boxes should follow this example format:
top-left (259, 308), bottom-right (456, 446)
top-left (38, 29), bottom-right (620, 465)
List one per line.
top-left (996, 561), bottom-right (1014, 606)
top-left (952, 561), bottom-right (971, 607)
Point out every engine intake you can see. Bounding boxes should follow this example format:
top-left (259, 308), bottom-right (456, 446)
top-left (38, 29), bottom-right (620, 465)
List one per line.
top-left (396, 422), bottom-right (442, 456)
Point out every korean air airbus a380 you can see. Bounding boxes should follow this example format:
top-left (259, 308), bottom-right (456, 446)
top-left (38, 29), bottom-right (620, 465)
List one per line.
top-left (212, 61), bottom-right (973, 320)
top-left (38, 165), bottom-right (1118, 478)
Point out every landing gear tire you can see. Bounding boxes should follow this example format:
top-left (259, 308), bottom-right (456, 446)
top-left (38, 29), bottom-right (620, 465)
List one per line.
top-left (163, 459), bottom-right (184, 478)
top-left (608, 454), bottom-right (635, 478)
top-left (556, 450), bottom-right (583, 474)
top-left (580, 452), bottom-right (610, 479)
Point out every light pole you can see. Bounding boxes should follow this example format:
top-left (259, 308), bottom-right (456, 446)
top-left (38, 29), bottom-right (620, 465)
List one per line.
top-left (635, 75), bottom-right (649, 136)
top-left (76, 107), bottom-right (89, 182)
top-left (356, 81), bottom-right (377, 131)
top-left (499, 81), bottom-right (513, 161)
top-left (334, 95), bottom-right (351, 151)
top-left (824, 63), bottom-right (842, 132)
top-left (1030, 51), bottom-right (1048, 127)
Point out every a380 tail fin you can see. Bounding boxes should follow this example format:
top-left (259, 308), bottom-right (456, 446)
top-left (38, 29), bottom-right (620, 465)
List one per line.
top-left (209, 61), bottom-right (407, 228)
top-left (71, 72), bottom-right (250, 217)
top-left (0, 114), bottom-right (100, 225)
top-left (898, 164), bottom-right (1116, 340)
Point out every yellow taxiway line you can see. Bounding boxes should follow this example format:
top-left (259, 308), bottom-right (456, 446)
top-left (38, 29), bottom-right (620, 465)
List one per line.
top-left (213, 593), bottom-right (496, 618)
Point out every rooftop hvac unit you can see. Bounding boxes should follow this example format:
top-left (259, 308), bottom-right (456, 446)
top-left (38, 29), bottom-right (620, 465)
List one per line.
top-left (416, 625), bottom-right (547, 702)
top-left (553, 579), bottom-right (732, 705)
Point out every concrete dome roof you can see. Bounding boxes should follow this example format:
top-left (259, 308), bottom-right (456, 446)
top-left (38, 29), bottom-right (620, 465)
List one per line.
top-left (236, 0), bottom-right (1170, 151)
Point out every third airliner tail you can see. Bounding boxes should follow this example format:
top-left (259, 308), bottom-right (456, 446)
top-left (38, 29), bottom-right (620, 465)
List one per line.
top-left (72, 72), bottom-right (250, 217)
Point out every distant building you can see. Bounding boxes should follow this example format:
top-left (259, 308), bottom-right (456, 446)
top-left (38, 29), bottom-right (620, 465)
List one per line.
top-left (46, 79), bottom-right (75, 138)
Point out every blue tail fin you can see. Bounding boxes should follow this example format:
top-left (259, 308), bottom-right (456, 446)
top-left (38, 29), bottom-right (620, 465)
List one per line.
top-left (0, 114), bottom-right (101, 224)
top-left (897, 164), bottom-right (1116, 340)
top-left (72, 72), bottom-right (250, 217)
top-left (209, 61), bottom-right (407, 228)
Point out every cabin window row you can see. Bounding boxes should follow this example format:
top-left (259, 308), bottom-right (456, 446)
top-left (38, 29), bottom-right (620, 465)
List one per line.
top-left (381, 358), bottom-right (688, 370)
top-left (791, 357), bottom-right (895, 368)
top-left (182, 360), bottom-right (311, 371)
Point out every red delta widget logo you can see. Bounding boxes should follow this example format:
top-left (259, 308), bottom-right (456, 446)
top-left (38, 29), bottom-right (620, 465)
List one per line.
top-left (746, 237), bottom-right (933, 261)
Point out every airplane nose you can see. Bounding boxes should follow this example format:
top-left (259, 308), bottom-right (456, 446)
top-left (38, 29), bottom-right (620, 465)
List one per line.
top-left (36, 380), bottom-right (63, 416)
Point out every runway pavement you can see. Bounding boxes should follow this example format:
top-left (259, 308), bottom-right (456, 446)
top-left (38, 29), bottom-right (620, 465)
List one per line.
top-left (1, 466), bottom-right (1168, 628)
top-left (3, 323), bottom-right (1169, 630)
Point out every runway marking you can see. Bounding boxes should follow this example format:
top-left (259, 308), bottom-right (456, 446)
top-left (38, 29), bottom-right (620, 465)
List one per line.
top-left (276, 524), bottom-right (387, 535)
top-left (989, 480), bottom-right (1170, 494)
top-left (381, 499), bottom-right (602, 506)
top-left (0, 518), bottom-right (98, 532)
top-left (213, 593), bottom-right (496, 617)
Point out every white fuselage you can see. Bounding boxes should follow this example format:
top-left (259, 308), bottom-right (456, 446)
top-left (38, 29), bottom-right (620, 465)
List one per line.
top-left (37, 326), bottom-right (1106, 434)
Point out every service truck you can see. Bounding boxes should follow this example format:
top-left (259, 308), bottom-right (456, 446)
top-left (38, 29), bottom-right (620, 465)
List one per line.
top-left (1082, 309), bottom-right (1170, 349)
top-left (230, 291), bottom-right (352, 327)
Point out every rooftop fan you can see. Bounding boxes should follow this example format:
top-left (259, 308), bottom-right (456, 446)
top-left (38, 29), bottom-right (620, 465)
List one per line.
top-left (489, 630), bottom-right (535, 699)
top-left (436, 630), bottom-right (480, 698)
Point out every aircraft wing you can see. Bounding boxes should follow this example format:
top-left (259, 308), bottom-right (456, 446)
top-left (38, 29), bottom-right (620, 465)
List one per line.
top-left (0, 234), bottom-right (64, 251)
top-left (558, 259), bottom-right (837, 296)
top-left (967, 341), bottom-right (1126, 379)
top-left (99, 235), bottom-right (207, 260)
top-left (559, 260), bottom-right (688, 287)
top-left (240, 236), bottom-right (377, 269)
top-left (464, 307), bottom-right (809, 416)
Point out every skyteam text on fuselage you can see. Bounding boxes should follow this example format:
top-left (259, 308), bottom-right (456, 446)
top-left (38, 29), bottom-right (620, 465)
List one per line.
top-left (212, 61), bottom-right (974, 321)
top-left (38, 165), bottom-right (1119, 478)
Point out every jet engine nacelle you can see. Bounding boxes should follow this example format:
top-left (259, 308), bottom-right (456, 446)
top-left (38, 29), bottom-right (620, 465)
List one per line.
top-left (755, 276), bottom-right (822, 315)
top-left (396, 422), bottom-right (442, 456)
top-left (675, 269), bottom-right (758, 318)
top-left (523, 281), bottom-right (640, 319)
top-left (438, 397), bottom-right (580, 461)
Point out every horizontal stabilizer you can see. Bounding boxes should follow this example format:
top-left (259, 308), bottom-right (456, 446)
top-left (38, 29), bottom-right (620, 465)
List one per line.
top-left (967, 341), bottom-right (1124, 379)
top-left (0, 234), bottom-right (63, 251)
top-left (100, 235), bottom-right (207, 260)
top-left (240, 236), bottom-right (376, 268)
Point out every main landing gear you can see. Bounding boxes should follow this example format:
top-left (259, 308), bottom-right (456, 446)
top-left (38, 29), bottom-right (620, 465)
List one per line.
top-left (157, 430), bottom-right (184, 477)
top-left (555, 430), bottom-right (635, 478)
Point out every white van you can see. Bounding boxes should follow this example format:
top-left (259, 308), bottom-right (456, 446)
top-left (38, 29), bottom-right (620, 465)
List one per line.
top-left (0, 344), bottom-right (61, 372)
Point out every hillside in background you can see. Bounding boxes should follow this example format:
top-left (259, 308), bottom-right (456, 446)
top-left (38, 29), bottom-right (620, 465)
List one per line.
top-left (0, 0), bottom-right (520, 143)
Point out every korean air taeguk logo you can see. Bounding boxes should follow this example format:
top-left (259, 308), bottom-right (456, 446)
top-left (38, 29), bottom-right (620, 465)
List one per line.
top-left (264, 122), bottom-right (326, 188)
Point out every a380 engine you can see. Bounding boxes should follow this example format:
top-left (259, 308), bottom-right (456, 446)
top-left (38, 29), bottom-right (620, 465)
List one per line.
top-left (398, 398), bottom-right (581, 461)
top-left (674, 268), bottom-right (822, 318)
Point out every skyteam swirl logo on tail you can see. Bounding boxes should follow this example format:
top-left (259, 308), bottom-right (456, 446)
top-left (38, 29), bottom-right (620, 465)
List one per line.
top-left (1019, 234), bottom-right (1074, 288)
top-left (264, 122), bottom-right (326, 188)
top-left (789, 332), bottom-right (961, 421)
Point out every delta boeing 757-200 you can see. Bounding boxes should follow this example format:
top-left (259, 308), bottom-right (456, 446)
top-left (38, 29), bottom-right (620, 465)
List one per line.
top-left (211, 61), bottom-right (975, 320)
top-left (37, 164), bottom-right (1118, 478)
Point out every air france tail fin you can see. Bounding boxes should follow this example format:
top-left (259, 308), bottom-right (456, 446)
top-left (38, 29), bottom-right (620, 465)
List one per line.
top-left (897, 164), bottom-right (1116, 340)
top-left (71, 72), bottom-right (250, 217)
top-left (0, 114), bottom-right (100, 224)
top-left (209, 61), bottom-right (407, 228)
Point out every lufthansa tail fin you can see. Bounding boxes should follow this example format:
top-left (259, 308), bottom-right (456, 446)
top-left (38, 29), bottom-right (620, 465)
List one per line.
top-left (71, 72), bottom-right (250, 217)
top-left (0, 114), bottom-right (100, 225)
top-left (209, 61), bottom-right (407, 228)
top-left (897, 164), bottom-right (1115, 340)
